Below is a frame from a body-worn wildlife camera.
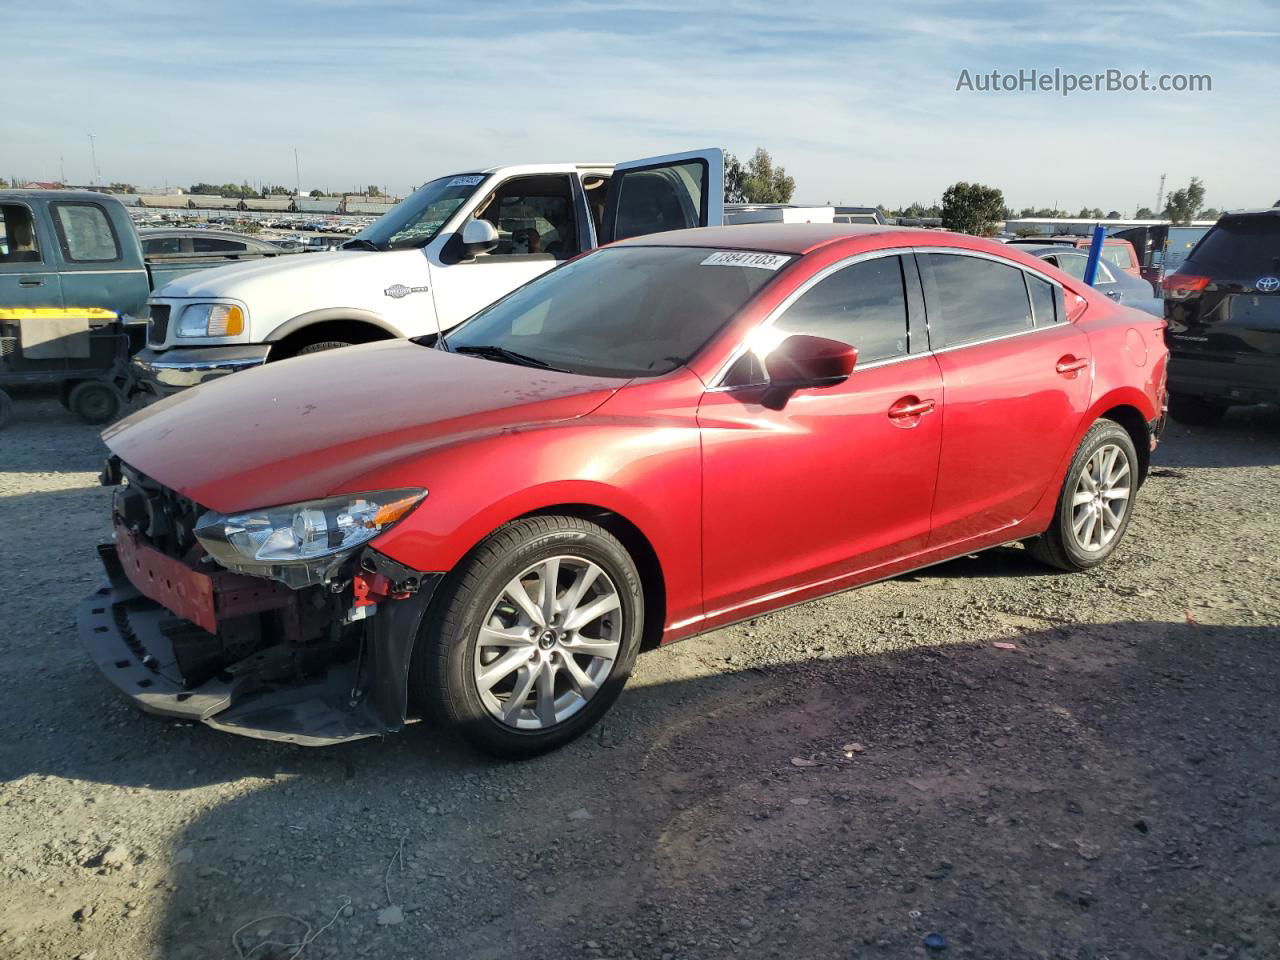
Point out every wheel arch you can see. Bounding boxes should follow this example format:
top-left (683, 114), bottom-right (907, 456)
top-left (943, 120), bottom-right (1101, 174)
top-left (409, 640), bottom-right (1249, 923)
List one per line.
top-left (266, 309), bottom-right (401, 358)
top-left (1096, 402), bottom-right (1152, 486)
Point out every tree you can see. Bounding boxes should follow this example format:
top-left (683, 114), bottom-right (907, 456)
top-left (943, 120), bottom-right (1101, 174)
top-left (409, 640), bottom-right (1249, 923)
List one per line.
top-left (1134, 206), bottom-right (1155, 219)
top-left (1199, 207), bottom-right (1220, 221)
top-left (0, 177), bottom-right (8, 188)
top-left (1162, 177), bottom-right (1205, 225)
top-left (1076, 206), bottom-right (1105, 220)
top-left (366, 185), bottom-right (382, 197)
top-left (108, 182), bottom-right (136, 194)
top-left (941, 181), bottom-right (1005, 236)
top-left (309, 189), bottom-right (325, 198)
top-left (1106, 210), bottom-right (1122, 220)
top-left (723, 148), bottom-right (796, 204)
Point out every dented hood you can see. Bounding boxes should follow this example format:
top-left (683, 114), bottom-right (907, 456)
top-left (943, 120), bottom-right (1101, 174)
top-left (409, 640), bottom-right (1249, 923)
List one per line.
top-left (104, 340), bottom-right (622, 512)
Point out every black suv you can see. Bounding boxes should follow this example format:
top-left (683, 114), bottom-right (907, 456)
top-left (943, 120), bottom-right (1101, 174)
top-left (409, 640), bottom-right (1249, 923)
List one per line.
top-left (1163, 209), bottom-right (1280, 425)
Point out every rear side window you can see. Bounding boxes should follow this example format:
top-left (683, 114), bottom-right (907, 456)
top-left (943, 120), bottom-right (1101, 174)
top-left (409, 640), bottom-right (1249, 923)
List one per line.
top-left (1184, 217), bottom-right (1280, 278)
top-left (192, 237), bottom-right (247, 253)
top-left (1026, 273), bottom-right (1061, 325)
top-left (142, 236), bottom-right (181, 255)
top-left (51, 202), bottom-right (120, 262)
top-left (922, 253), bottom-right (1033, 348)
top-left (0, 203), bottom-right (42, 264)
top-left (774, 255), bottom-right (909, 364)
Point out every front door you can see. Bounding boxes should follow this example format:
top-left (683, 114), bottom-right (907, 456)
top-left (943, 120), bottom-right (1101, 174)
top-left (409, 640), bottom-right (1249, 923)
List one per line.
top-left (0, 201), bottom-right (63, 308)
top-left (698, 252), bottom-right (943, 619)
top-left (598, 148), bottom-right (724, 245)
top-left (917, 251), bottom-right (1092, 548)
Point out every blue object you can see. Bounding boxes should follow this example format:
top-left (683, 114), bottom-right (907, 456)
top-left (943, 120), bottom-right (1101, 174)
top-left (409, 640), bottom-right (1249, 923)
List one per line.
top-left (923, 932), bottom-right (948, 951)
top-left (1082, 223), bottom-right (1107, 287)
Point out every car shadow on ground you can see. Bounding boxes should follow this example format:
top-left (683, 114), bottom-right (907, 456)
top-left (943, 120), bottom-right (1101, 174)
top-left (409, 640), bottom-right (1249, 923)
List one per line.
top-left (1157, 405), bottom-right (1280, 469)
top-left (6, 618), bottom-right (1278, 959)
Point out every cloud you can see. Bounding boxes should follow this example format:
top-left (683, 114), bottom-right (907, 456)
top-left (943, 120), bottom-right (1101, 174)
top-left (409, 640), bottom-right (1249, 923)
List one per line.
top-left (3, 0), bottom-right (1275, 211)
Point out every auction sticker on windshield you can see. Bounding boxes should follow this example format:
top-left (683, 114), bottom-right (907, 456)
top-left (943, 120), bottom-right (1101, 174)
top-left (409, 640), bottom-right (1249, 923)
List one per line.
top-left (701, 251), bottom-right (792, 270)
top-left (447, 175), bottom-right (486, 187)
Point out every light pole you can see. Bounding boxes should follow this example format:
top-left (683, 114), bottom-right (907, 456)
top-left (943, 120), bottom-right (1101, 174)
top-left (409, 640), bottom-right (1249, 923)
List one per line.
top-left (87, 134), bottom-right (100, 185)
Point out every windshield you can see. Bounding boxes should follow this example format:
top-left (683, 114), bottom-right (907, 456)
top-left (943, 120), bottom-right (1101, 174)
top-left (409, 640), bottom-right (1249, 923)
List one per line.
top-left (352, 174), bottom-right (486, 250)
top-left (442, 246), bottom-right (791, 377)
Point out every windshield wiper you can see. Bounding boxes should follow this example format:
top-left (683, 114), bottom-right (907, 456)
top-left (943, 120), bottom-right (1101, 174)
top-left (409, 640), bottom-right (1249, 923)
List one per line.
top-left (341, 238), bottom-right (382, 251)
top-left (452, 344), bottom-right (562, 371)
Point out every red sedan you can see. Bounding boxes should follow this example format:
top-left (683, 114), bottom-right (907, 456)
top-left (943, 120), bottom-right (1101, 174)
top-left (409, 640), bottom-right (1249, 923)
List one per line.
top-left (81, 224), bottom-right (1168, 757)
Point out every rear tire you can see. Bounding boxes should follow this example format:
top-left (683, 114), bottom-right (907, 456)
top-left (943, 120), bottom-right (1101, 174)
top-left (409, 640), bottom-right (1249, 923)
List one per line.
top-left (1029, 419), bottom-right (1139, 572)
top-left (410, 515), bottom-right (644, 759)
top-left (1167, 392), bottom-right (1228, 426)
top-left (67, 380), bottom-right (123, 425)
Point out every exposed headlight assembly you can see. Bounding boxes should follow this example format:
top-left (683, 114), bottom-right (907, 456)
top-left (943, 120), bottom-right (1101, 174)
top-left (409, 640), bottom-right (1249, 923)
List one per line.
top-left (177, 302), bottom-right (246, 337)
top-left (193, 489), bottom-right (425, 588)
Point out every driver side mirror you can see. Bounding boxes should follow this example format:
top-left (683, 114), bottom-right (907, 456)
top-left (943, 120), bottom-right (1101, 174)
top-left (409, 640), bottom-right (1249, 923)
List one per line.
top-left (764, 335), bottom-right (857, 390)
top-left (460, 219), bottom-right (499, 259)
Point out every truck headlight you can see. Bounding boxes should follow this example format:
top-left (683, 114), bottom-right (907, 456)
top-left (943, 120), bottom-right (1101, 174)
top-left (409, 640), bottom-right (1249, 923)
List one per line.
top-left (193, 489), bottom-right (425, 587)
top-left (177, 302), bottom-right (246, 337)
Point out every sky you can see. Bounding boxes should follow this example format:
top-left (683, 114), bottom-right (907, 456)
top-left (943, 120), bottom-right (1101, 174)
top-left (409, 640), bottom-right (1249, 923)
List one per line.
top-left (3, 0), bottom-right (1278, 214)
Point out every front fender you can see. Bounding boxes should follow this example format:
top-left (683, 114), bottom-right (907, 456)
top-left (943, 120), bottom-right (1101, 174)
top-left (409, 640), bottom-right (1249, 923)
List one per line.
top-left (265, 307), bottom-right (403, 341)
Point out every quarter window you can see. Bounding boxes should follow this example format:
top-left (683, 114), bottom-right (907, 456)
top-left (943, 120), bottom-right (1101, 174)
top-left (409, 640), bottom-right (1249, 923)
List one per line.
top-left (51, 203), bottom-right (120, 262)
top-left (1025, 272), bottom-right (1061, 326)
top-left (922, 253), bottom-right (1033, 348)
top-left (193, 236), bottom-right (248, 254)
top-left (774, 255), bottom-right (910, 364)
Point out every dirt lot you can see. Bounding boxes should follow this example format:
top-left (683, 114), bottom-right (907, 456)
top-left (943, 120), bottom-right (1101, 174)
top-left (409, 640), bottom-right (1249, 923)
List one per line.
top-left (1, 388), bottom-right (1278, 960)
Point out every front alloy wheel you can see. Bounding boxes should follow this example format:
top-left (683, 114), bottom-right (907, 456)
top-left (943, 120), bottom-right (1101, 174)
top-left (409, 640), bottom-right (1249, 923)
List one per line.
top-left (412, 515), bottom-right (643, 758)
top-left (474, 556), bottom-right (622, 730)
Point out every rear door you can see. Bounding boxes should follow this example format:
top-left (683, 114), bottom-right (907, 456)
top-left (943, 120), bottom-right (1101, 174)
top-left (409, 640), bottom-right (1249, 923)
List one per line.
top-left (919, 250), bottom-right (1092, 548)
top-left (1164, 214), bottom-right (1280, 403)
top-left (598, 148), bottom-right (723, 245)
top-left (47, 199), bottom-right (149, 316)
top-left (0, 201), bottom-right (64, 308)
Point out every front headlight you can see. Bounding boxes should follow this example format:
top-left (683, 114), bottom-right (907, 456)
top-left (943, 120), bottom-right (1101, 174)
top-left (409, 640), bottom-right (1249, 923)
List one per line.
top-left (193, 489), bottom-right (425, 587)
top-left (177, 302), bottom-right (246, 337)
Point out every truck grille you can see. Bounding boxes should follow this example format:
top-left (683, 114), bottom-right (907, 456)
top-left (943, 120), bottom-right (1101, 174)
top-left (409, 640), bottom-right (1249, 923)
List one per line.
top-left (148, 305), bottom-right (170, 346)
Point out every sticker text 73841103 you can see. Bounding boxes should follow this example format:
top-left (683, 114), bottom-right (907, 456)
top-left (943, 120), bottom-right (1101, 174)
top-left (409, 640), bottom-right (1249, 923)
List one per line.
top-left (701, 251), bottom-right (792, 271)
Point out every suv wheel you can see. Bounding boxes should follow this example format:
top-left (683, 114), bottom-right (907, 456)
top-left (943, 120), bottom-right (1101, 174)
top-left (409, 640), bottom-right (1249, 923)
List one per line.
top-left (1168, 392), bottom-right (1229, 427)
top-left (1029, 419), bottom-right (1139, 572)
top-left (411, 515), bottom-right (644, 759)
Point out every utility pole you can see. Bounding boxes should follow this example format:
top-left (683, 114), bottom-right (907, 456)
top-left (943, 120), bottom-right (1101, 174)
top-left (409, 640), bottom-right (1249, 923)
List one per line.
top-left (294, 148), bottom-right (301, 198)
top-left (1155, 173), bottom-right (1166, 217)
top-left (87, 134), bottom-right (100, 185)
top-left (60, 156), bottom-right (66, 184)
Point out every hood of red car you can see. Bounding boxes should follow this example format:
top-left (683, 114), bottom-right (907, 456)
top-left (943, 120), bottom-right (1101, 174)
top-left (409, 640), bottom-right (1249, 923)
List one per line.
top-left (104, 340), bottom-right (623, 512)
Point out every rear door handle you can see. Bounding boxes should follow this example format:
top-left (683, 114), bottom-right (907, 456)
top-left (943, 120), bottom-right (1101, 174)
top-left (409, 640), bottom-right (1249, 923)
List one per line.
top-left (1056, 356), bottom-right (1090, 375)
top-left (18, 277), bottom-right (44, 287)
top-left (888, 396), bottom-right (936, 420)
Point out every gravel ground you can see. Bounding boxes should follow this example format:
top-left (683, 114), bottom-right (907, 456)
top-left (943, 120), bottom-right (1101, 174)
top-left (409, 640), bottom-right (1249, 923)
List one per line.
top-left (1, 387), bottom-right (1278, 960)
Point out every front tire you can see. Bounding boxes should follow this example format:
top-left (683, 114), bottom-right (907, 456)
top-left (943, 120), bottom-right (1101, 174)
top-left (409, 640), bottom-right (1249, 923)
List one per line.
top-left (294, 340), bottom-right (353, 356)
top-left (411, 516), bottom-right (644, 759)
top-left (1029, 419), bottom-right (1139, 572)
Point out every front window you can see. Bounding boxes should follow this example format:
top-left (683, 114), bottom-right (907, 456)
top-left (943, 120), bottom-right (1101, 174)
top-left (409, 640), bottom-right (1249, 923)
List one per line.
top-left (442, 246), bottom-right (790, 377)
top-left (352, 175), bottom-right (486, 250)
top-left (0, 203), bottom-right (41, 263)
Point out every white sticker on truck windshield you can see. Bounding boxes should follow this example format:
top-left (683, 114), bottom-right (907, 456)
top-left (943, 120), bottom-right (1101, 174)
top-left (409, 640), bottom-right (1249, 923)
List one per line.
top-left (447, 175), bottom-right (485, 187)
top-left (701, 251), bottom-right (791, 271)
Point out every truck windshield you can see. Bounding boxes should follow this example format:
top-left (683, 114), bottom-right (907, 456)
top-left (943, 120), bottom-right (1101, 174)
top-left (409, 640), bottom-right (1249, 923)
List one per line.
top-left (441, 245), bottom-right (790, 377)
top-left (352, 175), bottom-right (486, 250)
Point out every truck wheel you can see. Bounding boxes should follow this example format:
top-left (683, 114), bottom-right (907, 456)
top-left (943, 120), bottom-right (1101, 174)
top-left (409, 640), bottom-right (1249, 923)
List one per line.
top-left (295, 340), bottom-right (352, 356)
top-left (411, 515), bottom-right (644, 759)
top-left (59, 379), bottom-right (82, 412)
top-left (67, 380), bottom-right (123, 425)
top-left (1168, 392), bottom-right (1229, 427)
top-left (1028, 419), bottom-right (1139, 572)
top-left (0, 389), bottom-right (13, 429)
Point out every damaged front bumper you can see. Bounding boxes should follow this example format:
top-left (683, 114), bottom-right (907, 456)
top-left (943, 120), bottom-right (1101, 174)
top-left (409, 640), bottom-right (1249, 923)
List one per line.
top-left (78, 539), bottom-right (441, 747)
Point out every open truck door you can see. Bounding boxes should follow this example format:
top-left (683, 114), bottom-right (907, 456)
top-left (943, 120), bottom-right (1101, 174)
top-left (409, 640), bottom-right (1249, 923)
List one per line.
top-left (598, 148), bottom-right (723, 245)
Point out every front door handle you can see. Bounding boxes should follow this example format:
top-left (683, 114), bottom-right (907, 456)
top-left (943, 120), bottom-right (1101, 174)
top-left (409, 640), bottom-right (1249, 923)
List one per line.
top-left (888, 396), bottom-right (936, 420)
top-left (18, 277), bottom-right (44, 287)
top-left (1056, 355), bottom-right (1090, 375)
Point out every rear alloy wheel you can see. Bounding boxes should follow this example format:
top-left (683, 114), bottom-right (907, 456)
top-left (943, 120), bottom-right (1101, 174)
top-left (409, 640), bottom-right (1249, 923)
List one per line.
top-left (1167, 392), bottom-right (1229, 427)
top-left (67, 380), bottom-right (123, 425)
top-left (1029, 419), bottom-right (1139, 571)
top-left (412, 515), bottom-right (643, 758)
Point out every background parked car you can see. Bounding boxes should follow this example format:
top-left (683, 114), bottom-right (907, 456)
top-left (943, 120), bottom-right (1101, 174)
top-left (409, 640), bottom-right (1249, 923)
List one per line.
top-left (138, 228), bottom-right (290, 258)
top-left (1162, 208), bottom-right (1280, 424)
top-left (1021, 245), bottom-right (1162, 316)
top-left (1007, 235), bottom-right (1143, 281)
top-left (1110, 223), bottom-right (1212, 291)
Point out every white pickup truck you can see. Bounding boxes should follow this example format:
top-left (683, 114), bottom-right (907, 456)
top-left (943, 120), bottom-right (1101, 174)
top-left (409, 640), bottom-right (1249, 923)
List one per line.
top-left (135, 149), bottom-right (723, 388)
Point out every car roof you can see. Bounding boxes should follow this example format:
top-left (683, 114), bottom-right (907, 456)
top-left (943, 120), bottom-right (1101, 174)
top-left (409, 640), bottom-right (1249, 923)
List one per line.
top-left (611, 223), bottom-right (923, 255)
top-left (1016, 245), bottom-right (1088, 257)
